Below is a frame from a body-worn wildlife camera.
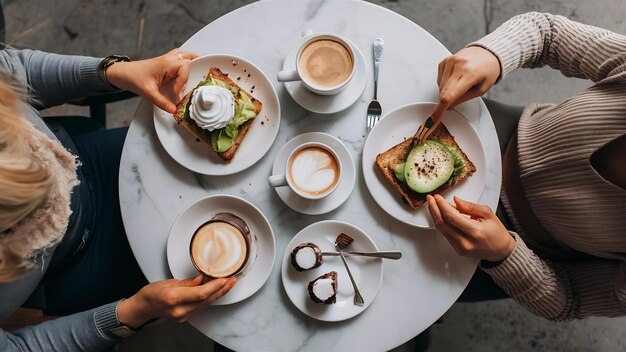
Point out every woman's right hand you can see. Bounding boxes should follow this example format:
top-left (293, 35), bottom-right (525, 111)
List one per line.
top-left (117, 275), bottom-right (237, 328)
top-left (431, 46), bottom-right (501, 122)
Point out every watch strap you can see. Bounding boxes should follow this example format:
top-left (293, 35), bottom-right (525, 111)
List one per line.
top-left (98, 55), bottom-right (131, 88)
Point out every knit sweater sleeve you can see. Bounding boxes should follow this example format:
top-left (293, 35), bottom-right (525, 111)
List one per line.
top-left (468, 12), bottom-right (626, 82)
top-left (481, 233), bottom-right (626, 321)
top-left (0, 48), bottom-right (117, 109)
top-left (0, 302), bottom-right (123, 351)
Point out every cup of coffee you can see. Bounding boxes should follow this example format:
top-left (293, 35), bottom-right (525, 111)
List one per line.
top-left (269, 142), bottom-right (342, 200)
top-left (277, 30), bottom-right (356, 95)
top-left (189, 213), bottom-right (251, 278)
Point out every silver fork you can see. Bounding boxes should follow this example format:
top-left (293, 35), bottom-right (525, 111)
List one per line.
top-left (335, 233), bottom-right (365, 306)
top-left (366, 38), bottom-right (384, 132)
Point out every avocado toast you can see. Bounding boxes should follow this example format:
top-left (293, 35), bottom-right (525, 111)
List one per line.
top-left (375, 124), bottom-right (476, 209)
top-left (173, 67), bottom-right (262, 161)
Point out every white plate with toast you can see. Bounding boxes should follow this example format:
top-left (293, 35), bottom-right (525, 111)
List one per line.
top-left (167, 194), bottom-right (276, 305)
top-left (362, 102), bottom-right (486, 228)
top-left (154, 54), bottom-right (280, 175)
top-left (281, 220), bottom-right (383, 322)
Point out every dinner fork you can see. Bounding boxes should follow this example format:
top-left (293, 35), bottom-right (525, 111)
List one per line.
top-left (366, 38), bottom-right (384, 132)
top-left (335, 233), bottom-right (365, 307)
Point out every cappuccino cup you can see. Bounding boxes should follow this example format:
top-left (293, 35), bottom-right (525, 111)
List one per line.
top-left (189, 213), bottom-right (251, 278)
top-left (269, 142), bottom-right (342, 200)
top-left (277, 30), bottom-right (356, 95)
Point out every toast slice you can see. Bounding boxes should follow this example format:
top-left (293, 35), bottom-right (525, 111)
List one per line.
top-left (375, 124), bottom-right (476, 209)
top-left (173, 67), bottom-right (262, 161)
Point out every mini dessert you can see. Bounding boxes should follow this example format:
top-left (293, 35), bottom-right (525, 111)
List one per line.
top-left (308, 271), bottom-right (337, 304)
top-left (376, 124), bottom-right (476, 209)
top-left (290, 242), bottom-right (323, 271)
top-left (189, 213), bottom-right (251, 278)
top-left (173, 67), bottom-right (262, 161)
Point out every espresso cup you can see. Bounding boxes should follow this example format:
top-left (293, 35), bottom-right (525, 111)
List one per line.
top-left (277, 30), bottom-right (356, 96)
top-left (189, 213), bottom-right (251, 279)
top-left (269, 142), bottom-right (342, 200)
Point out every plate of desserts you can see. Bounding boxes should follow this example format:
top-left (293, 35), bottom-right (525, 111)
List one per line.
top-left (281, 220), bottom-right (383, 321)
top-left (154, 54), bottom-right (281, 175)
top-left (362, 102), bottom-right (486, 229)
top-left (167, 194), bottom-right (276, 305)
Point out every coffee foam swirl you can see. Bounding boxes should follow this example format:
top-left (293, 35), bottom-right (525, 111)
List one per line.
top-left (189, 85), bottom-right (235, 131)
top-left (191, 222), bottom-right (247, 277)
top-left (289, 146), bottom-right (339, 195)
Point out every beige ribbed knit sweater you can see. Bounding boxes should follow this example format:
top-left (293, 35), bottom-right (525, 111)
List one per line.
top-left (469, 12), bottom-right (626, 320)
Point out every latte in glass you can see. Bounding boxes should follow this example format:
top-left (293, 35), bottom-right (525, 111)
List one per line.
top-left (190, 213), bottom-right (250, 278)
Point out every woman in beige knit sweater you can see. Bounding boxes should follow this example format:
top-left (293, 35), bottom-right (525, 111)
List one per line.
top-left (427, 12), bottom-right (626, 320)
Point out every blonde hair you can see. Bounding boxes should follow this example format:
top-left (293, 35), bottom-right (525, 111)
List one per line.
top-left (0, 78), bottom-right (53, 282)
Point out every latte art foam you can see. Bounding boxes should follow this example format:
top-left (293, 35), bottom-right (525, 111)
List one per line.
top-left (288, 146), bottom-right (340, 196)
top-left (191, 221), bottom-right (247, 278)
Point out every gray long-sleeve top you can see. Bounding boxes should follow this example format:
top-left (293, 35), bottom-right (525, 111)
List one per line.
top-left (0, 48), bottom-right (125, 351)
top-left (470, 12), bottom-right (626, 320)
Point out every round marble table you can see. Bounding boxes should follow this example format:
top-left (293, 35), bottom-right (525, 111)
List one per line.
top-left (119, 1), bottom-right (501, 351)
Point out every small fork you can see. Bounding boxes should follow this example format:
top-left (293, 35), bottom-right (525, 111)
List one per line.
top-left (366, 38), bottom-right (384, 132)
top-left (414, 116), bottom-right (441, 145)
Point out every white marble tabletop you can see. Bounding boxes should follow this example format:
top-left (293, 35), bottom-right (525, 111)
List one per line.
top-left (119, 0), bottom-right (502, 350)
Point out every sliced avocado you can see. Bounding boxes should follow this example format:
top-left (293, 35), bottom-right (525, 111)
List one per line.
top-left (441, 142), bottom-right (465, 184)
top-left (210, 129), bottom-right (234, 153)
top-left (404, 140), bottom-right (455, 193)
top-left (394, 163), bottom-right (406, 183)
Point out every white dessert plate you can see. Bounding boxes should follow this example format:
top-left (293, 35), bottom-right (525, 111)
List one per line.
top-left (282, 38), bottom-right (367, 114)
top-left (271, 132), bottom-right (356, 215)
top-left (154, 54), bottom-right (281, 175)
top-left (167, 194), bottom-right (276, 305)
top-left (281, 220), bottom-right (383, 322)
top-left (362, 102), bottom-right (487, 228)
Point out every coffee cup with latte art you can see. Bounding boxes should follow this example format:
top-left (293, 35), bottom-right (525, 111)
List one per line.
top-left (189, 213), bottom-right (251, 278)
top-left (269, 142), bottom-right (342, 200)
top-left (277, 31), bottom-right (356, 96)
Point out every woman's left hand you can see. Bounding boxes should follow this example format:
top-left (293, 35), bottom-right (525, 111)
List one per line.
top-left (426, 194), bottom-right (515, 263)
top-left (106, 49), bottom-right (199, 113)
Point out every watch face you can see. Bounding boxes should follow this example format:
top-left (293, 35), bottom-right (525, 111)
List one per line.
top-left (110, 326), bottom-right (136, 338)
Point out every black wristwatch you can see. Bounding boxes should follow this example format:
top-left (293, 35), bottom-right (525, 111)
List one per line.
top-left (98, 54), bottom-right (131, 88)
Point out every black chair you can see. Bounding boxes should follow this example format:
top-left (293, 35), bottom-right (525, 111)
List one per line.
top-left (0, 1), bottom-right (137, 129)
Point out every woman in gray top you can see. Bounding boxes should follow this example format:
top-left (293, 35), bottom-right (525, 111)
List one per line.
top-left (0, 48), bottom-right (236, 351)
top-left (427, 12), bottom-right (625, 320)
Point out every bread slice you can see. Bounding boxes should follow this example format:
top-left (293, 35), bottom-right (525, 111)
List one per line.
top-left (173, 67), bottom-right (262, 161)
top-left (375, 124), bottom-right (476, 209)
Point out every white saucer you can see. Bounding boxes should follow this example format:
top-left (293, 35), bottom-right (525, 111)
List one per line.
top-left (281, 220), bottom-right (383, 322)
top-left (271, 132), bottom-right (355, 215)
top-left (282, 39), bottom-right (367, 114)
top-left (154, 54), bottom-right (281, 176)
top-left (166, 194), bottom-right (276, 305)
top-left (362, 102), bottom-right (487, 228)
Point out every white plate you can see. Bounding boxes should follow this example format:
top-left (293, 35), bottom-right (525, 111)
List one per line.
top-left (362, 102), bottom-right (487, 228)
top-left (271, 132), bottom-right (356, 215)
top-left (154, 54), bottom-right (280, 175)
top-left (282, 38), bottom-right (367, 114)
top-left (167, 194), bottom-right (275, 305)
top-left (281, 220), bottom-right (383, 322)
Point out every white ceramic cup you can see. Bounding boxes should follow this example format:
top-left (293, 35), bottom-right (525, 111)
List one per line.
top-left (269, 142), bottom-right (342, 200)
top-left (277, 30), bottom-right (356, 96)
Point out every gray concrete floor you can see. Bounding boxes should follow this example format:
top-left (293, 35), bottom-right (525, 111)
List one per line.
top-left (4, 0), bottom-right (625, 351)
